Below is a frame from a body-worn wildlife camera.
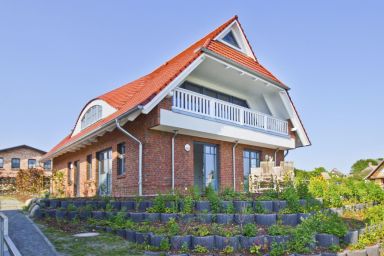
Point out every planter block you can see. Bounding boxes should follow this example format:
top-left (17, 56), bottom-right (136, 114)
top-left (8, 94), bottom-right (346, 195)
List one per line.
top-left (195, 201), bottom-right (211, 212)
top-left (266, 235), bottom-right (290, 248)
top-left (299, 199), bottom-right (307, 206)
top-left (130, 212), bottom-right (144, 222)
top-left (136, 232), bottom-right (151, 244)
top-left (366, 245), bottom-right (380, 256)
top-left (97, 201), bottom-right (107, 210)
top-left (47, 209), bottom-right (56, 218)
top-left (344, 231), bottom-right (359, 245)
top-left (138, 201), bottom-right (150, 212)
top-left (239, 235), bottom-right (266, 249)
top-left (214, 235), bottom-right (240, 251)
top-left (55, 210), bottom-right (66, 219)
top-left (220, 201), bottom-right (231, 212)
top-left (160, 213), bottom-right (179, 223)
top-left (192, 236), bottom-right (215, 250)
top-left (73, 201), bottom-right (85, 208)
top-left (120, 201), bottom-right (135, 211)
top-left (150, 234), bottom-right (167, 247)
top-left (125, 229), bottom-right (136, 242)
top-left (171, 235), bottom-right (192, 250)
top-left (178, 201), bottom-right (195, 213)
top-left (79, 211), bottom-right (91, 220)
top-left (92, 211), bottom-right (106, 220)
top-left (85, 201), bottom-right (98, 210)
top-left (255, 214), bottom-right (277, 226)
top-left (255, 201), bottom-right (273, 213)
top-left (233, 201), bottom-right (252, 213)
top-left (346, 250), bottom-right (367, 256)
top-left (105, 212), bottom-right (116, 220)
top-left (105, 227), bottom-right (113, 233)
top-left (61, 201), bottom-right (72, 209)
top-left (67, 211), bottom-right (78, 221)
top-left (281, 214), bottom-right (298, 226)
top-left (110, 201), bottom-right (121, 210)
top-left (179, 214), bottom-right (195, 223)
top-left (273, 201), bottom-right (287, 212)
top-left (144, 213), bottom-right (160, 222)
top-left (50, 200), bottom-right (60, 209)
top-left (316, 233), bottom-right (339, 247)
top-left (330, 208), bottom-right (344, 216)
top-left (216, 214), bottom-right (234, 224)
top-left (234, 214), bottom-right (255, 225)
top-left (195, 214), bottom-right (212, 224)
top-left (354, 204), bottom-right (365, 211)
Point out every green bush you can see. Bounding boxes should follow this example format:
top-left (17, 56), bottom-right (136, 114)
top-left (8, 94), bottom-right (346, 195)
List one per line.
top-left (243, 223), bottom-right (257, 237)
top-left (364, 205), bottom-right (384, 225)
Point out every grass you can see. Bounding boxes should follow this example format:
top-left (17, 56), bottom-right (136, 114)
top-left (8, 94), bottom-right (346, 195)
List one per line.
top-left (37, 222), bottom-right (145, 256)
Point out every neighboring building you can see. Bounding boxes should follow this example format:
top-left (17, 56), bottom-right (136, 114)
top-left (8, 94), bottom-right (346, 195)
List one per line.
top-left (365, 161), bottom-right (384, 188)
top-left (0, 145), bottom-right (51, 178)
top-left (329, 168), bottom-right (345, 177)
top-left (41, 16), bottom-right (310, 198)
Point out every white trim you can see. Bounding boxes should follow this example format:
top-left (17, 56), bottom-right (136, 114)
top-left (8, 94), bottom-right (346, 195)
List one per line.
top-left (141, 54), bottom-right (206, 114)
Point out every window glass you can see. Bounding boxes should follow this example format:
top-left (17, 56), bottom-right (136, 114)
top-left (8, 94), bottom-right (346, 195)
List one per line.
top-left (11, 158), bottom-right (20, 169)
top-left (86, 154), bottom-right (92, 180)
top-left (44, 161), bottom-right (51, 171)
top-left (243, 150), bottom-right (260, 192)
top-left (67, 162), bottom-right (72, 184)
top-left (28, 159), bottom-right (37, 169)
top-left (0, 158), bottom-right (3, 168)
top-left (223, 31), bottom-right (240, 49)
top-left (117, 143), bottom-right (126, 176)
top-left (81, 105), bottom-right (102, 130)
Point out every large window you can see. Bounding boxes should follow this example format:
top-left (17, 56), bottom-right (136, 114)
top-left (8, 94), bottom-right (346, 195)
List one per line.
top-left (81, 105), bottom-right (102, 130)
top-left (181, 81), bottom-right (249, 108)
top-left (28, 159), bottom-right (37, 169)
top-left (243, 150), bottom-right (260, 192)
top-left (117, 143), bottom-right (126, 176)
top-left (67, 162), bottom-right (72, 185)
top-left (44, 160), bottom-right (52, 171)
top-left (0, 158), bottom-right (3, 168)
top-left (11, 158), bottom-right (20, 169)
top-left (86, 154), bottom-right (92, 180)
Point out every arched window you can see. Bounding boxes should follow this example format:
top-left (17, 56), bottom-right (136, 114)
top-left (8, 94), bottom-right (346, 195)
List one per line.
top-left (81, 105), bottom-right (102, 130)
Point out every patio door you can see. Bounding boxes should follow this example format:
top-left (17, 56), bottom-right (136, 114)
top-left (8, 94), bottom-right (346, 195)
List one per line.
top-left (73, 161), bottom-right (80, 197)
top-left (194, 143), bottom-right (219, 192)
top-left (97, 149), bottom-right (112, 196)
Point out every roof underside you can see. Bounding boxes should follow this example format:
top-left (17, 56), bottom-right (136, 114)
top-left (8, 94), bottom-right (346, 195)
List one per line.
top-left (44, 16), bottom-right (309, 159)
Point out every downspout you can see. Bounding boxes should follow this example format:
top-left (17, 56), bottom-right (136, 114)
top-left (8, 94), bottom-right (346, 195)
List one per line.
top-left (284, 149), bottom-right (290, 158)
top-left (171, 130), bottom-right (178, 194)
top-left (232, 140), bottom-right (239, 191)
top-left (115, 119), bottom-right (143, 196)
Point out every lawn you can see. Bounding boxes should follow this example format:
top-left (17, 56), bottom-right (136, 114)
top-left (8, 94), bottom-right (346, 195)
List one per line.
top-left (37, 221), bottom-right (145, 256)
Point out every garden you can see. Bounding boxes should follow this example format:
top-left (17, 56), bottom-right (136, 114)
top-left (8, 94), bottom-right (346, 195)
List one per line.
top-left (32, 175), bottom-right (384, 256)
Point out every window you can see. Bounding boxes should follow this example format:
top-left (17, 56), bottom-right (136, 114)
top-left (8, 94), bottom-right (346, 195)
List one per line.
top-left (11, 158), bottom-right (20, 169)
top-left (222, 31), bottom-right (240, 49)
top-left (243, 150), bottom-right (260, 192)
top-left (86, 154), bottom-right (92, 180)
top-left (67, 162), bottom-right (72, 185)
top-left (81, 105), bottom-right (102, 130)
top-left (181, 82), bottom-right (249, 108)
top-left (28, 159), bottom-right (37, 169)
top-left (44, 161), bottom-right (52, 171)
top-left (117, 143), bottom-right (126, 176)
top-left (0, 158), bottom-right (3, 168)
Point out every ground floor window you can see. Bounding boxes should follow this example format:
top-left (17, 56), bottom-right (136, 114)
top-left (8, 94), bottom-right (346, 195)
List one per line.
top-left (11, 158), bottom-right (20, 169)
top-left (117, 143), bottom-right (126, 176)
top-left (194, 142), bottom-right (219, 192)
top-left (67, 162), bottom-right (72, 185)
top-left (28, 159), bottom-right (37, 169)
top-left (44, 160), bottom-right (51, 171)
top-left (243, 150), bottom-right (260, 192)
top-left (86, 154), bottom-right (92, 180)
top-left (0, 158), bottom-right (3, 168)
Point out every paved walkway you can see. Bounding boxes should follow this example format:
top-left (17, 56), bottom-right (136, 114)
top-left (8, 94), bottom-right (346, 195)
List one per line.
top-left (0, 197), bottom-right (58, 256)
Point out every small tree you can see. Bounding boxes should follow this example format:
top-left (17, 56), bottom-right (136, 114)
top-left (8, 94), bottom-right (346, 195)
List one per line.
top-left (51, 170), bottom-right (65, 198)
top-left (16, 169), bottom-right (47, 195)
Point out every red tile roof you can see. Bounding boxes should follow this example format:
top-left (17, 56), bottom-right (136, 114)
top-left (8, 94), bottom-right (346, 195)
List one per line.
top-left (44, 16), bottom-right (291, 158)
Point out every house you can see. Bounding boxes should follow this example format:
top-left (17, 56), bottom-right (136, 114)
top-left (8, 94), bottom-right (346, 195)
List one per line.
top-left (41, 16), bottom-right (310, 198)
top-left (365, 161), bottom-right (384, 188)
top-left (0, 145), bottom-right (51, 179)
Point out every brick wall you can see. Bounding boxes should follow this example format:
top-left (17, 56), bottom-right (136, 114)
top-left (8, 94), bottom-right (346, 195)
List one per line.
top-left (0, 147), bottom-right (45, 177)
top-left (52, 97), bottom-right (286, 197)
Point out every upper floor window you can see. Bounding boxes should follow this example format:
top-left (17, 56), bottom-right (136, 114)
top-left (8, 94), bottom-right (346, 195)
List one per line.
top-left (117, 143), bottom-right (126, 176)
top-left (81, 105), bottom-right (102, 130)
top-left (86, 154), bottom-right (92, 180)
top-left (11, 158), bottom-right (20, 169)
top-left (44, 160), bottom-right (52, 171)
top-left (222, 31), bottom-right (240, 49)
top-left (0, 158), bottom-right (3, 168)
top-left (181, 82), bottom-right (249, 108)
top-left (28, 159), bottom-right (37, 169)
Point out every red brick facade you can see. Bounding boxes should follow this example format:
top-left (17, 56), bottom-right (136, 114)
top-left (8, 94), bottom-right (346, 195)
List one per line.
top-left (52, 98), bottom-right (286, 197)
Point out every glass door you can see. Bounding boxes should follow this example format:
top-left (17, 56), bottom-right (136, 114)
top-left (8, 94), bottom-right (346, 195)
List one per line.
top-left (204, 144), bottom-right (218, 191)
top-left (73, 161), bottom-right (80, 197)
top-left (98, 149), bottom-right (112, 196)
top-left (243, 150), bottom-right (260, 192)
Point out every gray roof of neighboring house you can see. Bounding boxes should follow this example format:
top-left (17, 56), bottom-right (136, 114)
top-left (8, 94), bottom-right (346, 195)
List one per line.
top-left (0, 145), bottom-right (46, 155)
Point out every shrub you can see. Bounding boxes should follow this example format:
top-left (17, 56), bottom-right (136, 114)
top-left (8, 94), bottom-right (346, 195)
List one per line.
top-left (268, 224), bottom-right (293, 236)
top-left (159, 238), bottom-right (170, 251)
top-left (67, 203), bottom-right (76, 211)
top-left (206, 184), bottom-right (221, 213)
top-left (222, 245), bottom-right (234, 254)
top-left (16, 169), bottom-right (48, 195)
top-left (193, 245), bottom-right (209, 253)
top-left (148, 194), bottom-right (166, 213)
top-left (166, 218), bottom-right (180, 236)
top-left (249, 244), bottom-right (262, 255)
top-left (270, 242), bottom-right (286, 256)
top-left (364, 205), bottom-right (384, 225)
top-left (182, 195), bottom-right (194, 214)
top-left (243, 223), bottom-right (257, 237)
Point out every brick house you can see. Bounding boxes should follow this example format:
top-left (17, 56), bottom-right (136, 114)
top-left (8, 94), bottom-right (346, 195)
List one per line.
top-left (365, 161), bottom-right (384, 188)
top-left (0, 145), bottom-right (51, 179)
top-left (42, 16), bottom-right (310, 197)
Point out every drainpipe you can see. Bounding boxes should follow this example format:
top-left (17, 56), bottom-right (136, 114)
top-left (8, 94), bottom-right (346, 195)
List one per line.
top-left (115, 119), bottom-right (143, 196)
top-left (171, 130), bottom-right (178, 194)
top-left (284, 149), bottom-right (290, 158)
top-left (232, 140), bottom-right (239, 191)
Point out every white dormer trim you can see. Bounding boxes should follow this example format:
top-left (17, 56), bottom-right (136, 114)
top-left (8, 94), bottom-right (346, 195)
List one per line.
top-left (215, 20), bottom-right (255, 59)
top-left (72, 99), bottom-right (117, 136)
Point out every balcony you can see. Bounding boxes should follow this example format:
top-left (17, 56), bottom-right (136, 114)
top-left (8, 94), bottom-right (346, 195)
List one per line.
top-left (172, 88), bottom-right (289, 136)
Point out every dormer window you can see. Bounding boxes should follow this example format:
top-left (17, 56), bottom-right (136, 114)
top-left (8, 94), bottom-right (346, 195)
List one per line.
top-left (81, 105), bottom-right (102, 130)
top-left (222, 31), bottom-right (240, 49)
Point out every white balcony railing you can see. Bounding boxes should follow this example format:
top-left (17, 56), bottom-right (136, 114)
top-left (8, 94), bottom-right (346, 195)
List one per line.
top-left (172, 88), bottom-right (289, 136)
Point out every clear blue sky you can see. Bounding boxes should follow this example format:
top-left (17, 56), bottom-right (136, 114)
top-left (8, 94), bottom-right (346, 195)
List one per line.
top-left (1, 1), bottom-right (383, 173)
